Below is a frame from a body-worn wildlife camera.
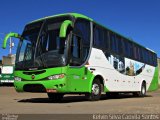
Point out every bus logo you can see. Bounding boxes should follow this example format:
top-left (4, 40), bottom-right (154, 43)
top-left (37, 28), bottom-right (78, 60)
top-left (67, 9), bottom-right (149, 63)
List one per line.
top-left (31, 75), bottom-right (35, 79)
top-left (146, 69), bottom-right (152, 73)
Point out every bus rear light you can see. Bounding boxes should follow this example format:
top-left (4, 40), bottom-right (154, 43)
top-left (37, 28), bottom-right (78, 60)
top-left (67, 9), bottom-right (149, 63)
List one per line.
top-left (46, 89), bottom-right (57, 93)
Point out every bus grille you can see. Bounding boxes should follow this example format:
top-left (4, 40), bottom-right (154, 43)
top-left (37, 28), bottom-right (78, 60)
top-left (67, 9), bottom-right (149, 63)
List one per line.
top-left (23, 84), bottom-right (46, 93)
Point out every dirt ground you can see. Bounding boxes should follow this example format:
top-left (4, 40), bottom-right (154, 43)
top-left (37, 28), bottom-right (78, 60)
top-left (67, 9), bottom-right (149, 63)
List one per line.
top-left (0, 86), bottom-right (160, 115)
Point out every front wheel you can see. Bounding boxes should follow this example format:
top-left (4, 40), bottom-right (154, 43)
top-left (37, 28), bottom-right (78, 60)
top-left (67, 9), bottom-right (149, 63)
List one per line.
top-left (85, 79), bottom-right (102, 101)
top-left (47, 93), bottom-right (64, 102)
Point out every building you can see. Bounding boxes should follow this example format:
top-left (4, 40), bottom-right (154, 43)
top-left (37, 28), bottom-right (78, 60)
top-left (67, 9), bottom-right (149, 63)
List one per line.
top-left (2, 54), bottom-right (16, 65)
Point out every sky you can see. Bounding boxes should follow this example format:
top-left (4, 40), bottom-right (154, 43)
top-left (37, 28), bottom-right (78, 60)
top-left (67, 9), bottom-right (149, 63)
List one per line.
top-left (0, 0), bottom-right (160, 59)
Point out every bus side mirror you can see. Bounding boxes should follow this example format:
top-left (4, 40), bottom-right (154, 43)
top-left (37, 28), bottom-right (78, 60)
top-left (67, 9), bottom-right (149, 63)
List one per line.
top-left (59, 20), bottom-right (73, 38)
top-left (2, 32), bottom-right (22, 49)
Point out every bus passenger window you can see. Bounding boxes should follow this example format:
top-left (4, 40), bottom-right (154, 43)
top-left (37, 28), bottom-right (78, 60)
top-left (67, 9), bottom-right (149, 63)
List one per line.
top-left (110, 33), bottom-right (118, 53)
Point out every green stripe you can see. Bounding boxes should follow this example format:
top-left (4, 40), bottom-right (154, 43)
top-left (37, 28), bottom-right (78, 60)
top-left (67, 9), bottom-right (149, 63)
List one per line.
top-left (148, 67), bottom-right (159, 91)
top-left (104, 86), bottom-right (110, 92)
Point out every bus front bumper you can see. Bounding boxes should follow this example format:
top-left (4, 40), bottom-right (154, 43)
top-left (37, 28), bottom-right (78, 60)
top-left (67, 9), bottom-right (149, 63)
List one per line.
top-left (0, 80), bottom-right (14, 83)
top-left (14, 78), bottom-right (68, 93)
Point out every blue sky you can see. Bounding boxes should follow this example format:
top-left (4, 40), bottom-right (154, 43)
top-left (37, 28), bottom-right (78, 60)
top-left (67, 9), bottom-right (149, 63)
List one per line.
top-left (0, 0), bottom-right (160, 59)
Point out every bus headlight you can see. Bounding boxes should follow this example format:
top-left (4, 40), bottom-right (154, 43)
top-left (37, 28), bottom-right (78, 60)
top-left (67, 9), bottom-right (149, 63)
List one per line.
top-left (48, 74), bottom-right (65, 80)
top-left (14, 77), bottom-right (22, 81)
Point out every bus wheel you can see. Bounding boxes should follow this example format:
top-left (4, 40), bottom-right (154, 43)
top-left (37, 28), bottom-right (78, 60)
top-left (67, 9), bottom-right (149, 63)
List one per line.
top-left (140, 82), bottom-right (146, 97)
top-left (47, 93), bottom-right (64, 102)
top-left (133, 82), bottom-right (146, 97)
top-left (85, 79), bottom-right (102, 101)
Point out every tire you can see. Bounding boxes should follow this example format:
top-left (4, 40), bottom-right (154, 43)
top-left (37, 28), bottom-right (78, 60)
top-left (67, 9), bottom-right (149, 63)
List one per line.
top-left (85, 79), bottom-right (102, 101)
top-left (140, 82), bottom-right (146, 97)
top-left (47, 93), bottom-right (64, 102)
top-left (133, 82), bottom-right (146, 97)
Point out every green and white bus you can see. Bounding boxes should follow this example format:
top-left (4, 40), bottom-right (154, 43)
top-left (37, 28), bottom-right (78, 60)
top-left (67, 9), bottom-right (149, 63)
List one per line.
top-left (2, 13), bottom-right (158, 101)
top-left (0, 65), bottom-right (14, 84)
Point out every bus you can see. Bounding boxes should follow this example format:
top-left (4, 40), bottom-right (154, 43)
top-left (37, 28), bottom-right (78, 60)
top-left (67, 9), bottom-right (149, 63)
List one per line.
top-left (0, 65), bottom-right (14, 84)
top-left (0, 66), bottom-right (1, 84)
top-left (2, 13), bottom-right (158, 101)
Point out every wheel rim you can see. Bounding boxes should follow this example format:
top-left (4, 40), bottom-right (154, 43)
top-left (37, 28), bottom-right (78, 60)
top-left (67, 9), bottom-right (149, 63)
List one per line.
top-left (92, 83), bottom-right (100, 95)
top-left (142, 86), bottom-right (146, 95)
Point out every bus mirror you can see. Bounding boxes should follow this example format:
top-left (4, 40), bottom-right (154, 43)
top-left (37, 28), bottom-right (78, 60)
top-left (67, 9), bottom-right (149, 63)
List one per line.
top-left (59, 20), bottom-right (73, 38)
top-left (2, 32), bottom-right (22, 49)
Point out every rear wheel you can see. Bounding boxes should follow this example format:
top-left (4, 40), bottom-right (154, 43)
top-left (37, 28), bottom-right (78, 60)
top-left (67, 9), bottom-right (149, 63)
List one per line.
top-left (133, 82), bottom-right (146, 97)
top-left (141, 83), bottom-right (146, 96)
top-left (85, 79), bottom-right (102, 101)
top-left (47, 93), bottom-right (64, 102)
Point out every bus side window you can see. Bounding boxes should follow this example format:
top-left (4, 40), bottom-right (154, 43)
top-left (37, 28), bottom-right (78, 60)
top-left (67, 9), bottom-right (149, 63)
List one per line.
top-left (117, 36), bottom-right (123, 55)
top-left (93, 26), bottom-right (105, 48)
top-left (110, 33), bottom-right (118, 53)
top-left (70, 34), bottom-right (82, 66)
top-left (104, 30), bottom-right (110, 50)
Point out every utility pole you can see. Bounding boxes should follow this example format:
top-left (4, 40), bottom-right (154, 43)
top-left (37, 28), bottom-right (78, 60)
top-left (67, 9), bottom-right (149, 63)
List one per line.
top-left (9, 37), bottom-right (14, 55)
top-left (9, 37), bottom-right (12, 54)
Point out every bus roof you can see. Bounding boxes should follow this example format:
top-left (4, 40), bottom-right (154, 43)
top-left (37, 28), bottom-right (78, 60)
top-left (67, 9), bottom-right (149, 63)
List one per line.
top-left (29, 13), bottom-right (155, 54)
top-left (29, 13), bottom-right (93, 24)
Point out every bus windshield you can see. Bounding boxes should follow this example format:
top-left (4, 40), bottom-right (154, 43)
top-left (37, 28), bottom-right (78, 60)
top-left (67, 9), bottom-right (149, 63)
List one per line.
top-left (15, 18), bottom-right (69, 70)
top-left (2, 66), bottom-right (13, 74)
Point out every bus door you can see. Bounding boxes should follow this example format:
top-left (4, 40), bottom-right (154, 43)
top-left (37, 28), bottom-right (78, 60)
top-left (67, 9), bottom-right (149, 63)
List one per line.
top-left (67, 34), bottom-right (88, 92)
